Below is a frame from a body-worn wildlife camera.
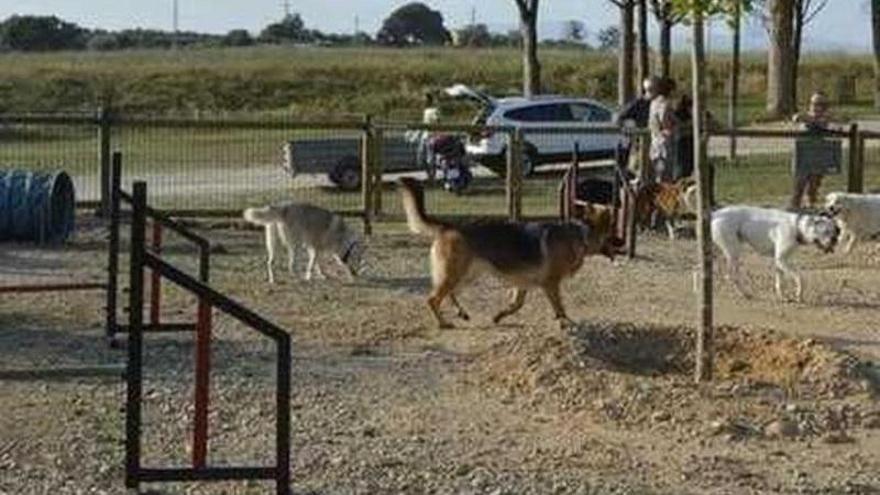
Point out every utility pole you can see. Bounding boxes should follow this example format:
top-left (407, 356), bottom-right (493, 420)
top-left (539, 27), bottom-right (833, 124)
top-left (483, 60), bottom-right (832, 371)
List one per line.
top-left (471, 5), bottom-right (477, 25)
top-left (172, 0), bottom-right (179, 50)
top-left (354, 14), bottom-right (359, 34)
top-left (282, 0), bottom-right (291, 17)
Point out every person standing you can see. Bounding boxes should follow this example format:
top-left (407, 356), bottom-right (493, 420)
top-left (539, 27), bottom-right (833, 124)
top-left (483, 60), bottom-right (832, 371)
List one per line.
top-left (674, 93), bottom-right (694, 181)
top-left (791, 92), bottom-right (837, 209)
top-left (617, 77), bottom-right (659, 129)
top-left (416, 92), bottom-right (441, 179)
top-left (615, 77), bottom-right (659, 178)
top-left (648, 77), bottom-right (679, 184)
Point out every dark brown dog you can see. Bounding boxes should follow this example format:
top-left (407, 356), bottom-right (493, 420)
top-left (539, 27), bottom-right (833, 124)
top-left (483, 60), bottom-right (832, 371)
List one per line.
top-left (398, 178), bottom-right (622, 329)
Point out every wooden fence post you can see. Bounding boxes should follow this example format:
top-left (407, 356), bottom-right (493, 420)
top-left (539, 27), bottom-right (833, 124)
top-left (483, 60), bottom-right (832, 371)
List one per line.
top-left (626, 133), bottom-right (649, 258)
top-left (847, 123), bottom-right (863, 193)
top-left (506, 129), bottom-right (523, 223)
top-left (97, 107), bottom-right (112, 217)
top-left (361, 115), bottom-right (373, 236)
top-left (372, 127), bottom-right (384, 217)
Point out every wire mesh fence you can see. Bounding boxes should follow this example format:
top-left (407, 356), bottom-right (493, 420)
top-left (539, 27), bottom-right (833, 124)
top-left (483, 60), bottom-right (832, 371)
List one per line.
top-left (0, 116), bottom-right (99, 203)
top-left (0, 113), bottom-right (872, 225)
top-left (710, 128), bottom-right (855, 209)
top-left (863, 133), bottom-right (880, 192)
top-left (111, 116), bottom-right (366, 213)
top-left (373, 126), bottom-right (510, 220)
top-left (519, 127), bottom-right (623, 219)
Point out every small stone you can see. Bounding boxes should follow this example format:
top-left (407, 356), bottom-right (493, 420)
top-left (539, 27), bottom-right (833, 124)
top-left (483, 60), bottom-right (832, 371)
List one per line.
top-left (708, 419), bottom-right (729, 435)
top-left (455, 464), bottom-right (472, 477)
top-left (822, 432), bottom-right (855, 444)
top-left (652, 411), bottom-right (671, 423)
top-left (764, 419), bottom-right (799, 439)
top-left (785, 403), bottom-right (800, 414)
top-left (729, 359), bottom-right (750, 373)
top-left (862, 414), bottom-right (880, 429)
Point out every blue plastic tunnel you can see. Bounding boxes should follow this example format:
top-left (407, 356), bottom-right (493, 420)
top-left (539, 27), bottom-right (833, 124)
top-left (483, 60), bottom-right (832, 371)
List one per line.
top-left (0, 170), bottom-right (76, 244)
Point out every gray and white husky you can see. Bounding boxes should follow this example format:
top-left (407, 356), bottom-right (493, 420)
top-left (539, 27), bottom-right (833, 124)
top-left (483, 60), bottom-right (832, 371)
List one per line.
top-left (243, 202), bottom-right (365, 283)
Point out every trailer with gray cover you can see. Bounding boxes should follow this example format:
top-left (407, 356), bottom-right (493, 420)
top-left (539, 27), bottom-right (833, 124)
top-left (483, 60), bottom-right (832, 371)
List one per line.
top-left (282, 136), bottom-right (423, 191)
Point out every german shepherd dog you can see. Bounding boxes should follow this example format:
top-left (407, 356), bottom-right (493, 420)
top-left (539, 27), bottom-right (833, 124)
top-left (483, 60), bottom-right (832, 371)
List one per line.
top-left (398, 178), bottom-right (621, 329)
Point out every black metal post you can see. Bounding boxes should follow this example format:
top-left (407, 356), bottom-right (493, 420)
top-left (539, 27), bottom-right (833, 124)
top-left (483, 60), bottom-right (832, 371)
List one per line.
top-left (106, 152), bottom-right (122, 344)
top-left (97, 107), bottom-right (112, 217)
top-left (276, 334), bottom-right (292, 495)
top-left (125, 181), bottom-right (147, 490)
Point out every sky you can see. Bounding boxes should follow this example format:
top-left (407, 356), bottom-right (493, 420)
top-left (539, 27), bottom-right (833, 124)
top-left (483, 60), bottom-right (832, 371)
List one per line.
top-left (0, 0), bottom-right (872, 52)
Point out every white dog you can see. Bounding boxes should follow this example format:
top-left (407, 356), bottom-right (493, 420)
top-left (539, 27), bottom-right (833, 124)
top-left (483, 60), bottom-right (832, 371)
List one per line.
top-left (709, 205), bottom-right (839, 301)
top-left (243, 202), bottom-right (364, 283)
top-left (825, 192), bottom-right (880, 253)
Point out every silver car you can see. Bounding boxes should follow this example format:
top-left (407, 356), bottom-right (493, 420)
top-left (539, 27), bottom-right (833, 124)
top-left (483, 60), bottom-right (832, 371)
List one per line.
top-left (446, 84), bottom-right (621, 177)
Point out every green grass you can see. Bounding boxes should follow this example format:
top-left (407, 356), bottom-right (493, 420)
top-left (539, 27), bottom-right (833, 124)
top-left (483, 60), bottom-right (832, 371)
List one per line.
top-left (0, 46), bottom-right (876, 122)
top-left (2, 45), bottom-right (879, 214)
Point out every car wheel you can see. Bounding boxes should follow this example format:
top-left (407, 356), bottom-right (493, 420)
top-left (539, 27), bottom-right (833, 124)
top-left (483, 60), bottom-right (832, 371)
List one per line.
top-left (328, 156), bottom-right (361, 191)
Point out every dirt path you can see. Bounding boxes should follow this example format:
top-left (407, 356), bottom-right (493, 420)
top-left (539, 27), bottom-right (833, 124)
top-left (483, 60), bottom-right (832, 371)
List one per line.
top-left (0, 221), bottom-right (878, 494)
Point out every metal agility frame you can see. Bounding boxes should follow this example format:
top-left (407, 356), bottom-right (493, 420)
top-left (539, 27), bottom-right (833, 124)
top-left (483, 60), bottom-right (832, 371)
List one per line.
top-left (114, 164), bottom-right (290, 493)
top-left (2, 152), bottom-right (292, 493)
top-left (0, 149), bottom-right (203, 381)
top-left (558, 142), bottom-right (639, 258)
top-left (0, 170), bottom-right (121, 380)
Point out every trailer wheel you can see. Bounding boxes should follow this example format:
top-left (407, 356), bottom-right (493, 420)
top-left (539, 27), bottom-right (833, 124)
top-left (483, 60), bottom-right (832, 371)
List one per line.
top-left (329, 156), bottom-right (361, 191)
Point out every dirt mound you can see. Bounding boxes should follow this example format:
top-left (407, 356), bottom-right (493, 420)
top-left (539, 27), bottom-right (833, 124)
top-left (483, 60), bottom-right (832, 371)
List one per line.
top-left (477, 322), bottom-right (875, 435)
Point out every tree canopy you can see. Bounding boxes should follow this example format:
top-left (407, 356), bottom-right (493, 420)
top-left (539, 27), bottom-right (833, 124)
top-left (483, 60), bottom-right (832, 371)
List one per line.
top-left (376, 3), bottom-right (451, 46)
top-left (0, 15), bottom-right (86, 51)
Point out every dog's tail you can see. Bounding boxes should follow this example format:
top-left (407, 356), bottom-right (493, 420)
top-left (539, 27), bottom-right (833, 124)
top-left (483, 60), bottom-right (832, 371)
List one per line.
top-left (398, 178), bottom-right (445, 236)
top-left (243, 205), bottom-right (283, 226)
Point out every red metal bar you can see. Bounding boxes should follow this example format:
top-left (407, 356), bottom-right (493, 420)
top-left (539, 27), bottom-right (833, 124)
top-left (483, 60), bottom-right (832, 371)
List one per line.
top-left (0, 282), bottom-right (106, 294)
top-left (192, 299), bottom-right (212, 468)
top-left (150, 222), bottom-right (163, 326)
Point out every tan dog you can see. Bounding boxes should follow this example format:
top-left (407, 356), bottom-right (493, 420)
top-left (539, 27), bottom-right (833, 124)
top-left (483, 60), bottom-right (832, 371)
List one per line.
top-left (398, 178), bottom-right (622, 329)
top-left (635, 177), bottom-right (697, 239)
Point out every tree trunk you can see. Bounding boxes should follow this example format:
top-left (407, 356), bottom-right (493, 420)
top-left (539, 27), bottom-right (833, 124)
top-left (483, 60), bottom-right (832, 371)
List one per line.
top-left (873, 0), bottom-right (880, 110)
top-left (792, 4), bottom-right (803, 106)
top-left (637, 0), bottom-right (650, 84)
top-left (520, 8), bottom-right (541, 97)
top-left (728, 0), bottom-right (741, 160)
top-left (691, 9), bottom-right (713, 383)
top-left (659, 18), bottom-right (672, 79)
top-left (766, 0), bottom-right (795, 118)
top-left (619, 2), bottom-right (636, 106)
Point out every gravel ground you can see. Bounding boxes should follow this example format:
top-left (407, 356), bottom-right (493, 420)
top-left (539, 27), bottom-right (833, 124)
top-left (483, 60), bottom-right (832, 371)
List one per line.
top-left (0, 215), bottom-right (879, 494)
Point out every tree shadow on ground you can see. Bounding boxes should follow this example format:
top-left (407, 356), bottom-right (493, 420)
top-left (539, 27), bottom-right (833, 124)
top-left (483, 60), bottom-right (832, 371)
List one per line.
top-left (0, 311), bottom-right (283, 384)
top-left (570, 321), bottom-right (694, 377)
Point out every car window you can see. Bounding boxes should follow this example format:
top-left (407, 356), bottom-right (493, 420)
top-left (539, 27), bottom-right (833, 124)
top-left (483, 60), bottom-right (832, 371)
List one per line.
top-left (570, 103), bottom-right (613, 123)
top-left (503, 103), bottom-right (573, 123)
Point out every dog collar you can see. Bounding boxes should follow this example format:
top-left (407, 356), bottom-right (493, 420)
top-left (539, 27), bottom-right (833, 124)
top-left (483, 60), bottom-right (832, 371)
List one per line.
top-left (340, 240), bottom-right (357, 264)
